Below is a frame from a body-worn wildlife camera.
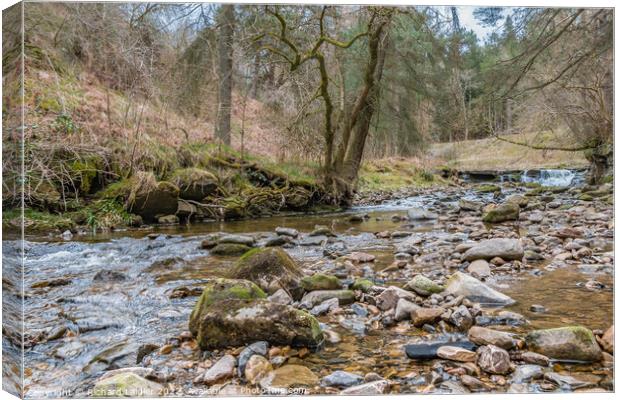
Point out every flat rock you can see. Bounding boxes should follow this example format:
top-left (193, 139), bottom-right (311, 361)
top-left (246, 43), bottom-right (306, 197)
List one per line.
top-left (300, 290), bottom-right (355, 309)
top-left (462, 238), bottom-right (524, 261)
top-left (407, 208), bottom-right (438, 220)
top-left (525, 326), bottom-right (602, 362)
top-left (468, 326), bottom-right (521, 350)
top-left (340, 380), bottom-right (390, 395)
top-left (544, 372), bottom-right (595, 390)
top-left (512, 364), bottom-right (544, 383)
top-left (275, 227), bottom-right (299, 238)
top-left (443, 272), bottom-right (515, 306)
top-left (259, 365), bottom-right (319, 393)
top-left (411, 307), bottom-right (444, 327)
top-left (202, 354), bottom-right (236, 384)
top-left (218, 234), bottom-right (255, 246)
top-left (92, 372), bottom-right (164, 397)
top-left (320, 370), bottom-right (364, 388)
top-left (437, 346), bottom-right (477, 362)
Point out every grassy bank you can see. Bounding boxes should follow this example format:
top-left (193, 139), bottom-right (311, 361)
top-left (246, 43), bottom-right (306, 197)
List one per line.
top-left (430, 131), bottom-right (589, 171)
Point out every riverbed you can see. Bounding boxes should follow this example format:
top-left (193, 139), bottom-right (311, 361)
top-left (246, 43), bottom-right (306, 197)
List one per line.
top-left (3, 175), bottom-right (614, 397)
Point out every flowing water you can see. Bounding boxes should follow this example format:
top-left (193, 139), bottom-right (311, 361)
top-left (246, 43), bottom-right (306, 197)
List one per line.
top-left (2, 181), bottom-right (613, 397)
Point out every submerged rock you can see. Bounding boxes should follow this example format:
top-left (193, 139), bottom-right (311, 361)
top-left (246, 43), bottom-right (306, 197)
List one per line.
top-left (229, 248), bottom-right (304, 299)
top-left (259, 365), bottom-right (319, 393)
top-left (244, 355), bottom-right (272, 385)
top-left (437, 346), bottom-right (476, 362)
top-left (191, 299), bottom-right (323, 350)
top-left (525, 326), bottom-right (602, 362)
top-left (404, 340), bottom-right (476, 360)
top-left (340, 380), bottom-right (390, 395)
top-left (462, 239), bottom-right (524, 261)
top-left (544, 372), bottom-right (595, 390)
top-left (443, 272), bottom-right (515, 306)
top-left (407, 208), bottom-right (439, 220)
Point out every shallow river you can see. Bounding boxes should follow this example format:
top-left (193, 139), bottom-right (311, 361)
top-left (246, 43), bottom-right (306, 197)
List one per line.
top-left (2, 183), bottom-right (613, 397)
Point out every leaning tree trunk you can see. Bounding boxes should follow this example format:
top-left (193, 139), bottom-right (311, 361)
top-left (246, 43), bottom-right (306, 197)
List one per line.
top-left (215, 5), bottom-right (235, 146)
top-left (328, 18), bottom-right (389, 205)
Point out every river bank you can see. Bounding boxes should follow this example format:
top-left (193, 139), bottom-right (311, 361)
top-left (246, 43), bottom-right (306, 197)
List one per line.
top-left (2, 172), bottom-right (614, 397)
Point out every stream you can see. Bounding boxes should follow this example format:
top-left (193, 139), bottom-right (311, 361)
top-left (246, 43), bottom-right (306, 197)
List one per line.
top-left (2, 173), bottom-right (613, 397)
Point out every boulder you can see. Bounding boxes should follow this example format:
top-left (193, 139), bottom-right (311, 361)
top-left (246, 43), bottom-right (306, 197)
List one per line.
top-left (170, 168), bottom-right (218, 201)
top-left (210, 243), bottom-right (252, 256)
top-left (443, 272), bottom-right (515, 306)
top-left (525, 326), bottom-right (602, 362)
top-left (189, 279), bottom-right (266, 337)
top-left (300, 290), bottom-right (355, 309)
top-left (482, 202), bottom-right (520, 223)
top-left (405, 275), bottom-right (444, 296)
top-left (468, 326), bottom-right (521, 350)
top-left (300, 274), bottom-right (341, 292)
top-left (191, 299), bottom-right (323, 350)
top-left (476, 345), bottom-right (512, 375)
top-left (125, 172), bottom-right (179, 222)
top-left (407, 208), bottom-right (439, 220)
top-left (92, 372), bottom-right (164, 397)
top-left (462, 239), bottom-right (524, 261)
top-left (229, 248), bottom-right (304, 299)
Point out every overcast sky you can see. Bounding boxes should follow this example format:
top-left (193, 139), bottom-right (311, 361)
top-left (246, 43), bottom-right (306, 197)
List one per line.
top-left (457, 6), bottom-right (507, 42)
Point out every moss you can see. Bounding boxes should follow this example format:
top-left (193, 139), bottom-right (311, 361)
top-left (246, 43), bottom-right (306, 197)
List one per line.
top-left (351, 278), bottom-right (374, 293)
top-left (169, 167), bottom-right (219, 201)
top-left (578, 193), bottom-right (594, 201)
top-left (476, 184), bottom-right (501, 193)
top-left (482, 202), bottom-right (520, 223)
top-left (69, 156), bottom-right (103, 194)
top-left (300, 274), bottom-right (341, 292)
top-left (357, 160), bottom-right (443, 193)
top-left (3, 208), bottom-right (75, 234)
top-left (229, 247), bottom-right (304, 298)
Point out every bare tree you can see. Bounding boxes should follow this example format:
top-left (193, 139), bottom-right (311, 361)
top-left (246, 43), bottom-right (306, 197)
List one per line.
top-left (215, 4), bottom-right (235, 146)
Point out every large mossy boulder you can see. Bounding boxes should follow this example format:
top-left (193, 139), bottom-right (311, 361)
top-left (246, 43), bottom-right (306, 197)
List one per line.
top-left (192, 299), bottom-right (323, 350)
top-left (482, 202), bottom-right (520, 223)
top-left (104, 172), bottom-right (179, 222)
top-left (229, 248), bottom-right (304, 299)
top-left (170, 168), bottom-right (219, 201)
top-left (210, 243), bottom-right (252, 256)
top-left (443, 272), bottom-right (515, 306)
top-left (525, 326), bottom-right (602, 362)
top-left (189, 278), bottom-right (266, 337)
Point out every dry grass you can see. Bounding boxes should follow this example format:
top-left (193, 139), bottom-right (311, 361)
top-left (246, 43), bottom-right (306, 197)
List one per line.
top-left (430, 131), bottom-right (589, 171)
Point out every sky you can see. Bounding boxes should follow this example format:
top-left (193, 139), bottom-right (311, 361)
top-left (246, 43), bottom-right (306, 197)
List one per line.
top-left (457, 6), bottom-right (507, 42)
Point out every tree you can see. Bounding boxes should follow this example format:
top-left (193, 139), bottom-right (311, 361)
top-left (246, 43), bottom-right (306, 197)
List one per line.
top-left (260, 6), bottom-right (394, 204)
top-left (215, 4), bottom-right (235, 146)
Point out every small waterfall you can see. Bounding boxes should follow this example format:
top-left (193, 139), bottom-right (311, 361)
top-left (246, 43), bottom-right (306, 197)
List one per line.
top-left (521, 169), bottom-right (577, 187)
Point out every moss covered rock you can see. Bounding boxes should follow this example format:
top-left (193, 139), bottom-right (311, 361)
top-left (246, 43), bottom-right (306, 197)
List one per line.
top-left (192, 298), bottom-right (324, 350)
top-left (189, 278), bottom-right (266, 337)
top-left (482, 202), bottom-right (520, 223)
top-left (210, 243), bottom-right (252, 256)
top-left (229, 248), bottom-right (304, 299)
top-left (300, 274), bottom-right (341, 292)
top-left (405, 275), bottom-right (444, 296)
top-left (525, 326), bottom-right (602, 362)
top-left (350, 278), bottom-right (374, 293)
top-left (170, 168), bottom-right (219, 201)
top-left (476, 184), bottom-right (501, 194)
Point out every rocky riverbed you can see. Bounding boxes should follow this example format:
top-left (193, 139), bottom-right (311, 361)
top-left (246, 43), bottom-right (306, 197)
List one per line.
top-left (3, 179), bottom-right (614, 397)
